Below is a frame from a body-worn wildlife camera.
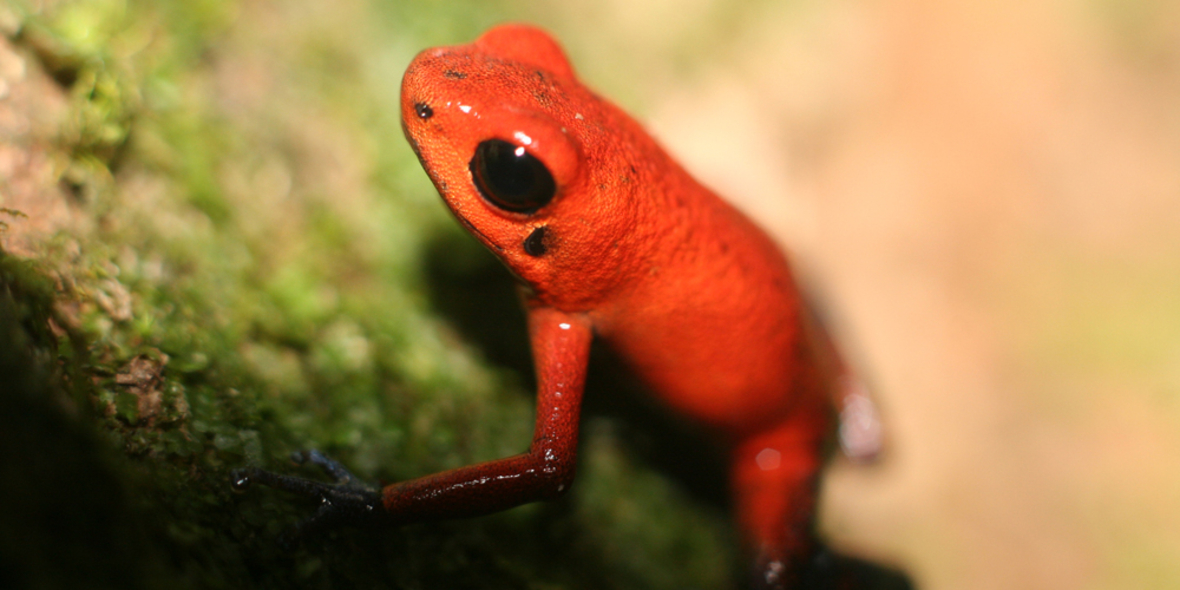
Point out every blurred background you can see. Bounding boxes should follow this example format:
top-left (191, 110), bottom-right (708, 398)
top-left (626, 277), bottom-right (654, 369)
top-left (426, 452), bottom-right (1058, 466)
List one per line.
top-left (585, 1), bottom-right (1180, 589)
top-left (2, 0), bottom-right (1178, 589)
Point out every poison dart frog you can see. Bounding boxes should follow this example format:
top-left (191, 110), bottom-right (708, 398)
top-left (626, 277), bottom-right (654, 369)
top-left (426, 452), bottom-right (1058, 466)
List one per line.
top-left (232, 23), bottom-right (883, 589)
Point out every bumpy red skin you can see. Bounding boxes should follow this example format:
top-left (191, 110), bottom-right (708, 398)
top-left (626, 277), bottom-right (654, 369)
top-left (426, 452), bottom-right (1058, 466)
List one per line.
top-left (398, 24), bottom-right (835, 586)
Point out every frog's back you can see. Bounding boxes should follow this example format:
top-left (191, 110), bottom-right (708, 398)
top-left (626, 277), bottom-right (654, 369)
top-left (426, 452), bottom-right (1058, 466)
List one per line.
top-left (588, 157), bottom-right (825, 435)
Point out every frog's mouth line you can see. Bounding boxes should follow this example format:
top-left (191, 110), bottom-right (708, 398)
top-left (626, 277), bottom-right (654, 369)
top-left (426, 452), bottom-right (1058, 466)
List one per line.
top-left (450, 209), bottom-right (504, 252)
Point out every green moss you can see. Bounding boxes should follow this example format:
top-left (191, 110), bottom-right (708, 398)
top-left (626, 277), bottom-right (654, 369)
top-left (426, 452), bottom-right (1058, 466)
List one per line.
top-left (1, 1), bottom-right (738, 588)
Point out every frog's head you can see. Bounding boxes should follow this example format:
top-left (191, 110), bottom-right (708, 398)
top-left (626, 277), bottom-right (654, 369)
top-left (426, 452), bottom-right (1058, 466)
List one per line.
top-left (401, 24), bottom-right (639, 308)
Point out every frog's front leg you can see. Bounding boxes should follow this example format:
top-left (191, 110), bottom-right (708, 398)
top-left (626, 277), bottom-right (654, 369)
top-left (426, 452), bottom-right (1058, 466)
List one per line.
top-left (232, 307), bottom-right (592, 532)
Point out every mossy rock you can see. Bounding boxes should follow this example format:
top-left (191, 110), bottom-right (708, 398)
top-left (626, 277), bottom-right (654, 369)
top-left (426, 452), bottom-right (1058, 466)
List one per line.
top-left (0, 2), bottom-right (737, 588)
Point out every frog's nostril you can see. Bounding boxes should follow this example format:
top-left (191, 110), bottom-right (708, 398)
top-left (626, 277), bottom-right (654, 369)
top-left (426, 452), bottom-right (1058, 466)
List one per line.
top-left (414, 102), bottom-right (433, 120)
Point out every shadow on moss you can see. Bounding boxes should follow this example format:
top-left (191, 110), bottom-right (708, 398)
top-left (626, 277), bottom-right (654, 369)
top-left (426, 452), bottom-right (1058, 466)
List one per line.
top-left (0, 254), bottom-right (175, 590)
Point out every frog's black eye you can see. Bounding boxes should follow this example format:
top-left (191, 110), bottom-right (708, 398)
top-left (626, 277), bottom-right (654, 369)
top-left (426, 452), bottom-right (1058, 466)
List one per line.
top-left (469, 139), bottom-right (556, 213)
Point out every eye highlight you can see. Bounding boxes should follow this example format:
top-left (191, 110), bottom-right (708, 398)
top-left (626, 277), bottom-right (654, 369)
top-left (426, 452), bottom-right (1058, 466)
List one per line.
top-left (469, 139), bottom-right (556, 213)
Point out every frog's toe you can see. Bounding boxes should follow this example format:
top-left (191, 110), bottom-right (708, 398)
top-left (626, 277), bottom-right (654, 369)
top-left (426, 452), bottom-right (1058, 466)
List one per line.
top-left (231, 451), bottom-right (387, 543)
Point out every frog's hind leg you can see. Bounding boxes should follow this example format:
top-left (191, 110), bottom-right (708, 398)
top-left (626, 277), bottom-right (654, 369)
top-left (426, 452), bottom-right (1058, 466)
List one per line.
top-left (730, 399), bottom-right (830, 589)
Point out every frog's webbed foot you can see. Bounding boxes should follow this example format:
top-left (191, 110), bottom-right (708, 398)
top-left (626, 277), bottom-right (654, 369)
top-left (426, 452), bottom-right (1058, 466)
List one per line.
top-left (232, 450), bottom-right (387, 543)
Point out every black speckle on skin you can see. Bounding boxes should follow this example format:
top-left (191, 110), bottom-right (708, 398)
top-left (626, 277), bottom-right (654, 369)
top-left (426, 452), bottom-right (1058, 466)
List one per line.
top-left (415, 102), bottom-right (433, 119)
top-left (531, 71), bottom-right (556, 106)
top-left (524, 226), bottom-right (548, 257)
top-left (444, 69), bottom-right (467, 79)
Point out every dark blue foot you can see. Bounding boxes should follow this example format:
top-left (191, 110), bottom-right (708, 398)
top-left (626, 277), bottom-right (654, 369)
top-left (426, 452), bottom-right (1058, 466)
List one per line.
top-left (232, 450), bottom-right (386, 543)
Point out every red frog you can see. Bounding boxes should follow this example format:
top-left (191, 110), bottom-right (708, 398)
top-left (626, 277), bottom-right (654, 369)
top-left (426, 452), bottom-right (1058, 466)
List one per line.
top-left (234, 24), bottom-right (883, 589)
